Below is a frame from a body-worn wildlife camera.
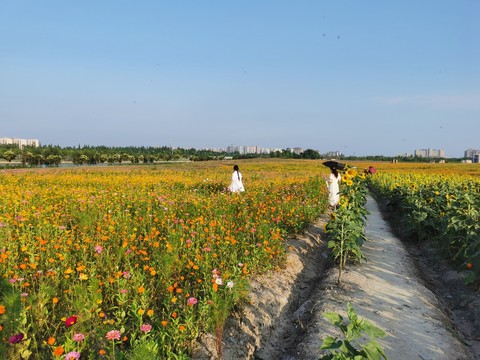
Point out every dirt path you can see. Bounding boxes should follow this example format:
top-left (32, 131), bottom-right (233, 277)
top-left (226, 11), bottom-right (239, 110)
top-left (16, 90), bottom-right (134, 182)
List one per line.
top-left (194, 194), bottom-right (478, 360)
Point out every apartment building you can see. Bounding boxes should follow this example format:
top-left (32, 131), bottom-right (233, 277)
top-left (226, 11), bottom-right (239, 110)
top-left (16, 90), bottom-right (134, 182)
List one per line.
top-left (0, 137), bottom-right (40, 148)
top-left (414, 148), bottom-right (445, 158)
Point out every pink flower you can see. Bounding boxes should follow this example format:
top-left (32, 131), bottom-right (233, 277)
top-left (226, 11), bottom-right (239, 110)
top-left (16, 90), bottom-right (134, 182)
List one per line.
top-left (8, 333), bottom-right (24, 344)
top-left (106, 330), bottom-right (121, 341)
top-left (65, 351), bottom-right (81, 360)
top-left (120, 289), bottom-right (127, 294)
top-left (73, 333), bottom-right (85, 342)
top-left (140, 324), bottom-right (152, 333)
top-left (94, 245), bottom-right (103, 254)
top-left (187, 297), bottom-right (198, 306)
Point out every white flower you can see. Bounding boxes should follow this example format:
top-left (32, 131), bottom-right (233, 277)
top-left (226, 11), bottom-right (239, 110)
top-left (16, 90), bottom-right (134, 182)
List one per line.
top-left (226, 281), bottom-right (234, 289)
top-left (215, 278), bottom-right (223, 285)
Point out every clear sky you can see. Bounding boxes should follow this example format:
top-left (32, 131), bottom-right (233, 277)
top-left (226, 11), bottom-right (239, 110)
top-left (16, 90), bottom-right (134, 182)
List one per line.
top-left (1, 1), bottom-right (479, 157)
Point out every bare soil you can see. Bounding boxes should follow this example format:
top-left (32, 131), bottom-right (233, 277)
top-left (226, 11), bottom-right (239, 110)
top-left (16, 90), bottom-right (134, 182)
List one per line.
top-left (193, 194), bottom-right (479, 360)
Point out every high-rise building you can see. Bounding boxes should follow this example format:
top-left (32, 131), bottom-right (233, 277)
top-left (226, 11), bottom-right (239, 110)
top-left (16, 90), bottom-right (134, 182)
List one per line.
top-left (465, 148), bottom-right (480, 160)
top-left (414, 148), bottom-right (445, 158)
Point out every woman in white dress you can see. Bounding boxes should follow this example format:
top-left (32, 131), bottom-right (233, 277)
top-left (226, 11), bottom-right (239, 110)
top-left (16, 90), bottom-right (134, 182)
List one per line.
top-left (228, 165), bottom-right (245, 193)
top-left (326, 167), bottom-right (341, 208)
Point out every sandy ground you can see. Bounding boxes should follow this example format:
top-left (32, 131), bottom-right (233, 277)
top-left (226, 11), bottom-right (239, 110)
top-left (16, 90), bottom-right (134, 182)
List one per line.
top-left (194, 194), bottom-right (479, 360)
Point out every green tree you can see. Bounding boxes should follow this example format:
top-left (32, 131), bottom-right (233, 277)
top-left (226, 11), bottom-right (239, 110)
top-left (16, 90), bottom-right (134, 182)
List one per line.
top-left (2, 150), bottom-right (16, 162)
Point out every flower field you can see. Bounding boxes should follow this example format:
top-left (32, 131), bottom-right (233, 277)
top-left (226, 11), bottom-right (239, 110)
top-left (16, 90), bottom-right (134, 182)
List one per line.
top-left (0, 160), bottom-right (328, 359)
top-left (368, 167), bottom-right (480, 284)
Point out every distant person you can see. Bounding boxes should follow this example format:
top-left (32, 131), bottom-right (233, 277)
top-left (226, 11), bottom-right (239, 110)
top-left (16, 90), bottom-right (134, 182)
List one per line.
top-left (228, 165), bottom-right (245, 193)
top-left (325, 167), bottom-right (341, 209)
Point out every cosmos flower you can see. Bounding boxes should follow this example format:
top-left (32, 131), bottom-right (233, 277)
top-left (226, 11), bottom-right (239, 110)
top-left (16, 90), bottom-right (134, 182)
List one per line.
top-left (65, 315), bottom-right (78, 327)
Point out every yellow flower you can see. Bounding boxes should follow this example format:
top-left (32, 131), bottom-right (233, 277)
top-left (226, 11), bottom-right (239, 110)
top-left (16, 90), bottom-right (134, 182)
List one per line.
top-left (79, 273), bottom-right (88, 281)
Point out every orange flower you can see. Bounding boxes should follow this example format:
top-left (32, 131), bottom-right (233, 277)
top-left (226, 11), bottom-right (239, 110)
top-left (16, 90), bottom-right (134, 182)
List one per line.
top-left (52, 297), bottom-right (59, 304)
top-left (147, 309), bottom-right (154, 317)
top-left (161, 320), bottom-right (168, 327)
top-left (47, 337), bottom-right (56, 345)
top-left (99, 349), bottom-right (106, 356)
top-left (0, 305), bottom-right (5, 315)
top-left (179, 325), bottom-right (186, 331)
top-left (467, 263), bottom-right (473, 269)
top-left (53, 346), bottom-right (64, 357)
top-left (137, 286), bottom-right (145, 294)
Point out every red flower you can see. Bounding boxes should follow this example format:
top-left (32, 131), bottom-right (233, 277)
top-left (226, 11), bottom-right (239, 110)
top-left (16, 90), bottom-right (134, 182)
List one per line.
top-left (8, 333), bottom-right (24, 344)
top-left (466, 263), bottom-right (473, 269)
top-left (65, 315), bottom-right (78, 327)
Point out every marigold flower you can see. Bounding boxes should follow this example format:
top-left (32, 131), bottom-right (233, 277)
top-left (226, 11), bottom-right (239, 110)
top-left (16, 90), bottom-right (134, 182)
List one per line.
top-left (47, 336), bottom-right (56, 345)
top-left (53, 346), bottom-right (65, 356)
top-left (0, 305), bottom-right (5, 315)
top-left (65, 315), bottom-right (77, 327)
top-left (52, 297), bottom-right (59, 304)
top-left (106, 330), bottom-right (121, 341)
top-left (137, 286), bottom-right (145, 294)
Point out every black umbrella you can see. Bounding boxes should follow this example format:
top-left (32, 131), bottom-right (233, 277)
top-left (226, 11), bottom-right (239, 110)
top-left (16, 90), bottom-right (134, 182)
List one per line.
top-left (322, 160), bottom-right (346, 170)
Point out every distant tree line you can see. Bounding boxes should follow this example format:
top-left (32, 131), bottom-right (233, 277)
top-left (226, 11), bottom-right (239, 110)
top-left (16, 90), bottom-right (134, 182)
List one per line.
top-left (0, 144), bottom-right (465, 167)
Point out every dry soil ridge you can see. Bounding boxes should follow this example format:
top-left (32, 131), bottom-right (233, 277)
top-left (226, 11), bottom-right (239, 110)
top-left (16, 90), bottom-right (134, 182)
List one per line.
top-left (194, 194), bottom-right (478, 360)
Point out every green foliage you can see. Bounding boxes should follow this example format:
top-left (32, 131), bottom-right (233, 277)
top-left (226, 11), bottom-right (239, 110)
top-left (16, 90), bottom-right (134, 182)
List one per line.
top-left (319, 303), bottom-right (388, 360)
top-left (370, 173), bottom-right (480, 284)
top-left (326, 169), bottom-right (369, 282)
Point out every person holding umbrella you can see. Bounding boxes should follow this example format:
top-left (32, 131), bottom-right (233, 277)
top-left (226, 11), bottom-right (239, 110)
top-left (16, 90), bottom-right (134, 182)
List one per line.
top-left (325, 165), bottom-right (342, 209)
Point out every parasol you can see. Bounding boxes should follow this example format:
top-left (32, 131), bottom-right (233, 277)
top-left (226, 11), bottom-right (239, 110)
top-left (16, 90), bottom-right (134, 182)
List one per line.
top-left (322, 160), bottom-right (346, 170)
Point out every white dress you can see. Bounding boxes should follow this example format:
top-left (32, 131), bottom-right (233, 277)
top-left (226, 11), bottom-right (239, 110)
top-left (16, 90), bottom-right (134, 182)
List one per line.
top-left (327, 173), bottom-right (341, 206)
top-left (228, 171), bottom-right (245, 193)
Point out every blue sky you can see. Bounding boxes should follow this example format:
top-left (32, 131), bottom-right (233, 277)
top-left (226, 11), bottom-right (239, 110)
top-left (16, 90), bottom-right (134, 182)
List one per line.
top-left (1, 1), bottom-right (479, 157)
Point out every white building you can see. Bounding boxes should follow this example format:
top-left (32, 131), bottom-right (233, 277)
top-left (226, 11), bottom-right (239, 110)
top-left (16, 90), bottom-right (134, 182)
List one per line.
top-left (0, 137), bottom-right (40, 149)
top-left (414, 148), bottom-right (445, 158)
top-left (465, 148), bottom-right (480, 161)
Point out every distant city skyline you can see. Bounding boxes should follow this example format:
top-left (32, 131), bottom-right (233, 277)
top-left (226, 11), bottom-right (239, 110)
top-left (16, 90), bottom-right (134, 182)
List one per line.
top-left (2, 136), bottom-right (478, 159)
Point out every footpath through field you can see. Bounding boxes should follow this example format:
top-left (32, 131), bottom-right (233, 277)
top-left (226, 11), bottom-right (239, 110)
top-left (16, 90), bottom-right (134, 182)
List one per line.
top-left (195, 194), bottom-right (476, 360)
top-left (317, 194), bottom-right (473, 360)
